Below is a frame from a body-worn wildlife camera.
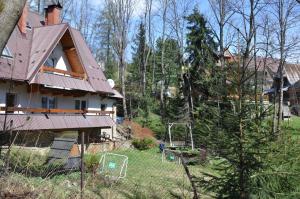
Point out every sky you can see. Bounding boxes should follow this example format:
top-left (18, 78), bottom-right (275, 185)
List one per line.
top-left (88, 0), bottom-right (210, 61)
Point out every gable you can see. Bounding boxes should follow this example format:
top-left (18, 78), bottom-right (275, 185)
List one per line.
top-left (27, 23), bottom-right (68, 80)
top-left (28, 25), bottom-right (87, 81)
top-left (60, 29), bottom-right (85, 74)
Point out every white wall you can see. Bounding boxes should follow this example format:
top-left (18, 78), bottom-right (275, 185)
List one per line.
top-left (0, 83), bottom-right (32, 114)
top-left (0, 82), bottom-right (116, 118)
top-left (45, 42), bottom-right (71, 72)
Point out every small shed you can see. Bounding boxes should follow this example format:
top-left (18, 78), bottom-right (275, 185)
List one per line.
top-left (46, 137), bottom-right (80, 170)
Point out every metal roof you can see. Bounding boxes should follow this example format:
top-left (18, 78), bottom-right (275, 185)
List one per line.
top-left (0, 114), bottom-right (114, 131)
top-left (31, 72), bottom-right (94, 92)
top-left (27, 23), bottom-right (68, 80)
top-left (0, 11), bottom-right (113, 95)
top-left (111, 89), bottom-right (123, 99)
top-left (70, 29), bottom-right (114, 94)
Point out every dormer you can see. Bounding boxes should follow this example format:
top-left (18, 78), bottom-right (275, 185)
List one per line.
top-left (40, 29), bottom-right (87, 80)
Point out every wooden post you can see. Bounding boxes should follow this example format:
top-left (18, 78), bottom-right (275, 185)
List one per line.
top-left (5, 120), bottom-right (13, 173)
top-left (168, 123), bottom-right (173, 147)
top-left (80, 131), bottom-right (85, 199)
top-left (179, 153), bottom-right (199, 199)
top-left (189, 123), bottom-right (194, 150)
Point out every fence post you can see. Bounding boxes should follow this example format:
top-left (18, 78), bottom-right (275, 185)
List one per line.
top-left (80, 131), bottom-right (85, 199)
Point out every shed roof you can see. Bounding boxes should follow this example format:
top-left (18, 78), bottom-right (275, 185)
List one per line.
top-left (0, 114), bottom-right (114, 131)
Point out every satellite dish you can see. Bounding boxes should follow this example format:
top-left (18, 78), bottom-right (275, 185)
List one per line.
top-left (107, 79), bottom-right (115, 88)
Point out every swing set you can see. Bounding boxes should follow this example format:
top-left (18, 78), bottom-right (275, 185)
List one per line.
top-left (167, 122), bottom-right (194, 150)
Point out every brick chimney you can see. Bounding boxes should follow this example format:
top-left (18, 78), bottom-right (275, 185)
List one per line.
top-left (45, 3), bottom-right (62, 25)
top-left (18, 3), bottom-right (28, 34)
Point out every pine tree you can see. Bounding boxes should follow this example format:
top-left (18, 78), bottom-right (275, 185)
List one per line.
top-left (185, 9), bottom-right (277, 198)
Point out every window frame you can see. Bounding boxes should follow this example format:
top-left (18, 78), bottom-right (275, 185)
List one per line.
top-left (75, 99), bottom-right (88, 111)
top-left (41, 96), bottom-right (57, 109)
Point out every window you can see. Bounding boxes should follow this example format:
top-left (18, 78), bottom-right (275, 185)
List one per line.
top-left (101, 104), bottom-right (107, 111)
top-left (6, 93), bottom-right (17, 113)
top-left (44, 58), bottom-right (56, 68)
top-left (42, 96), bottom-right (57, 109)
top-left (2, 46), bottom-right (12, 58)
top-left (75, 100), bottom-right (87, 110)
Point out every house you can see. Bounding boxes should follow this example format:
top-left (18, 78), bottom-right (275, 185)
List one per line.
top-left (0, 2), bottom-right (123, 148)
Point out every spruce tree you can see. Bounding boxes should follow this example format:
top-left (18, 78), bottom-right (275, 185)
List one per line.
top-left (185, 9), bottom-right (277, 198)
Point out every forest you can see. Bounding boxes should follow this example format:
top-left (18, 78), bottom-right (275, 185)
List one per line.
top-left (0, 0), bottom-right (300, 198)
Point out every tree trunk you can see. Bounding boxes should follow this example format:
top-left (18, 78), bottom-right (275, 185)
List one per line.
top-left (277, 72), bottom-right (284, 131)
top-left (0, 0), bottom-right (26, 54)
top-left (160, 0), bottom-right (168, 121)
top-left (120, 55), bottom-right (128, 118)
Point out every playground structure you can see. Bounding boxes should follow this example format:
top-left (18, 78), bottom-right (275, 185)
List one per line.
top-left (163, 122), bottom-right (208, 165)
top-left (167, 122), bottom-right (194, 150)
top-left (98, 153), bottom-right (128, 182)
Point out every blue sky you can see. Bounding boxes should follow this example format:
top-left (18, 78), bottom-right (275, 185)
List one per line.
top-left (89, 0), bottom-right (210, 61)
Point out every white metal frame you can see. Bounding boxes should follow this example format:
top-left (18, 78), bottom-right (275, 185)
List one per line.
top-left (167, 122), bottom-right (194, 150)
top-left (98, 153), bottom-right (128, 180)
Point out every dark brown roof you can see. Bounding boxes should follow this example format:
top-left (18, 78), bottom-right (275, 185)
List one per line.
top-left (70, 29), bottom-right (114, 94)
top-left (0, 114), bottom-right (115, 131)
top-left (247, 57), bottom-right (300, 88)
top-left (0, 27), bottom-right (32, 80)
top-left (27, 23), bottom-right (68, 80)
top-left (31, 72), bottom-right (94, 92)
top-left (0, 10), bottom-right (114, 94)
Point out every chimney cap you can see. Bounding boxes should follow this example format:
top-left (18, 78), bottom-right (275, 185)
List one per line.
top-left (45, 0), bottom-right (62, 9)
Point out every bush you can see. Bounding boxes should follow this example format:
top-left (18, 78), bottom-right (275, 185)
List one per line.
top-left (132, 138), bottom-right (156, 150)
top-left (84, 154), bottom-right (100, 175)
top-left (7, 149), bottom-right (64, 177)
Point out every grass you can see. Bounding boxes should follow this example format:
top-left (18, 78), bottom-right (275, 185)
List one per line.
top-left (85, 148), bottom-right (213, 198)
top-left (1, 148), bottom-right (216, 198)
top-left (283, 116), bottom-right (300, 140)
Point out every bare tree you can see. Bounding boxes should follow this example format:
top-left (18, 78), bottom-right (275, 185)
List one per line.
top-left (208, 0), bottom-right (234, 69)
top-left (107, 0), bottom-right (134, 118)
top-left (0, 0), bottom-right (26, 54)
top-left (142, 0), bottom-right (153, 96)
top-left (168, 0), bottom-right (194, 124)
top-left (159, 0), bottom-right (169, 121)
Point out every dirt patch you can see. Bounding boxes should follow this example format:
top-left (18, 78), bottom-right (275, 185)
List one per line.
top-left (123, 120), bottom-right (155, 139)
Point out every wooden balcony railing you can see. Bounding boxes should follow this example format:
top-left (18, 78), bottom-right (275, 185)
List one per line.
top-left (40, 66), bottom-right (86, 80)
top-left (0, 107), bottom-right (114, 116)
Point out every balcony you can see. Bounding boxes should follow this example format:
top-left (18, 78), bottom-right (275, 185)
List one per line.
top-left (0, 107), bottom-right (114, 116)
top-left (40, 66), bottom-right (86, 80)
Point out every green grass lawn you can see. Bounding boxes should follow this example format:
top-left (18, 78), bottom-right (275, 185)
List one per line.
top-left (85, 148), bottom-right (214, 198)
top-left (2, 148), bottom-right (215, 199)
top-left (283, 116), bottom-right (300, 139)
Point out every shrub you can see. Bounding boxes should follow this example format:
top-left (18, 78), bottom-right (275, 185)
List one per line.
top-left (132, 138), bottom-right (156, 150)
top-left (7, 149), bottom-right (64, 177)
top-left (84, 154), bottom-right (100, 175)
